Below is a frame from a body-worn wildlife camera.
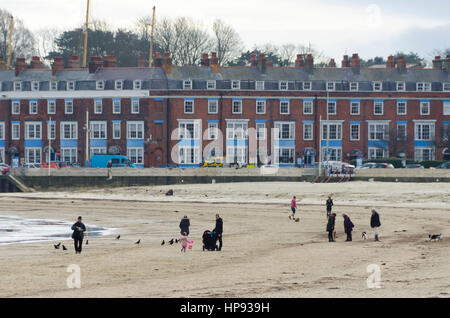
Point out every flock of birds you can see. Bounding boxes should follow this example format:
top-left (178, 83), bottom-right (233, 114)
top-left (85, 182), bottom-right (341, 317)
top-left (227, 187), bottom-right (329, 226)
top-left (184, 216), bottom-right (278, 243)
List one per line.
top-left (161, 238), bottom-right (179, 246)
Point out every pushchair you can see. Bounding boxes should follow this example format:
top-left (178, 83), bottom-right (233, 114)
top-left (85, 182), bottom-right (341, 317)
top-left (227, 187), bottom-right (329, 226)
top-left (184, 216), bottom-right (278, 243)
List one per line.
top-left (202, 230), bottom-right (218, 251)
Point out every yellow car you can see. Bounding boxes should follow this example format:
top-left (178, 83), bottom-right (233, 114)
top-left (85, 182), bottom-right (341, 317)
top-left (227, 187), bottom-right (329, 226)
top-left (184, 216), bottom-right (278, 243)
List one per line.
top-left (203, 157), bottom-right (224, 167)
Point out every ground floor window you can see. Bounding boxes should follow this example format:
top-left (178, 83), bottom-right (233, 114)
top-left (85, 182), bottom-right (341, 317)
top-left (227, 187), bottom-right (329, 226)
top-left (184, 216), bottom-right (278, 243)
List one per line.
top-left (368, 147), bottom-right (388, 159)
top-left (226, 146), bottom-right (247, 164)
top-left (414, 147), bottom-right (434, 161)
top-left (61, 148), bottom-right (77, 163)
top-left (179, 147), bottom-right (200, 165)
top-left (322, 147), bottom-right (342, 161)
top-left (274, 147), bottom-right (294, 164)
top-left (0, 147), bottom-right (4, 163)
top-left (127, 147), bottom-right (144, 164)
top-left (91, 147), bottom-right (107, 155)
top-left (25, 147), bottom-right (42, 164)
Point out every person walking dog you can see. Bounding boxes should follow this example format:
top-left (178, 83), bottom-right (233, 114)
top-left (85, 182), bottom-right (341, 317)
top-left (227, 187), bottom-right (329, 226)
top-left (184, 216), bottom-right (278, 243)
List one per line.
top-left (370, 209), bottom-right (381, 241)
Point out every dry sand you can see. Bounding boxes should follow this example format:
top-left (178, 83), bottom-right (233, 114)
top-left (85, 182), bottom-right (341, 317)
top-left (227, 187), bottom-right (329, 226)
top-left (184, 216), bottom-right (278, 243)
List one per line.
top-left (0, 181), bottom-right (449, 298)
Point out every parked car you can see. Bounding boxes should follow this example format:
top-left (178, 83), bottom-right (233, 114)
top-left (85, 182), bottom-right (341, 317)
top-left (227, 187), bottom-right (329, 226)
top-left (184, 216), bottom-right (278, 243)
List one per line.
top-left (260, 164), bottom-right (278, 175)
top-left (90, 155), bottom-right (136, 168)
top-left (202, 157), bottom-right (224, 168)
top-left (0, 163), bottom-right (10, 169)
top-left (1, 167), bottom-right (10, 175)
top-left (21, 163), bottom-right (40, 169)
top-left (436, 162), bottom-right (450, 169)
top-left (58, 161), bottom-right (73, 168)
top-left (360, 163), bottom-right (377, 169)
top-left (373, 163), bottom-right (394, 169)
top-left (40, 162), bottom-right (59, 169)
top-left (405, 163), bottom-right (424, 169)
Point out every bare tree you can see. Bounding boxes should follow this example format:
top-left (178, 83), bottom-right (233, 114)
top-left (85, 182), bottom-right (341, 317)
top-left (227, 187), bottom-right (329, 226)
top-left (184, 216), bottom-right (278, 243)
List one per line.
top-left (0, 9), bottom-right (35, 65)
top-left (212, 19), bottom-right (243, 66)
top-left (35, 28), bottom-right (61, 66)
top-left (279, 43), bottom-right (297, 66)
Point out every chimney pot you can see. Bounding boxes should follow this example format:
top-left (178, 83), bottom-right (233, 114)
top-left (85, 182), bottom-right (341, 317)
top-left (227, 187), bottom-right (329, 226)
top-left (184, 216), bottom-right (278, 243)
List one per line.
top-left (89, 56), bottom-right (103, 73)
top-left (295, 54), bottom-right (305, 68)
top-left (138, 56), bottom-right (146, 67)
top-left (328, 58), bottom-right (336, 68)
top-left (201, 53), bottom-right (210, 67)
top-left (104, 55), bottom-right (117, 68)
top-left (162, 52), bottom-right (172, 73)
top-left (210, 52), bottom-right (219, 72)
top-left (305, 54), bottom-right (314, 74)
top-left (350, 53), bottom-right (360, 74)
top-left (67, 55), bottom-right (80, 68)
top-left (396, 55), bottom-right (407, 74)
top-left (15, 57), bottom-right (27, 76)
top-left (341, 55), bottom-right (350, 68)
top-left (250, 54), bottom-right (257, 67)
top-left (386, 55), bottom-right (395, 69)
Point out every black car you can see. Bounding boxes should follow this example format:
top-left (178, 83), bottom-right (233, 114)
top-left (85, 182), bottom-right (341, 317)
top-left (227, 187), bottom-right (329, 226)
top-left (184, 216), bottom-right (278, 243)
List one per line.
top-left (436, 162), bottom-right (450, 169)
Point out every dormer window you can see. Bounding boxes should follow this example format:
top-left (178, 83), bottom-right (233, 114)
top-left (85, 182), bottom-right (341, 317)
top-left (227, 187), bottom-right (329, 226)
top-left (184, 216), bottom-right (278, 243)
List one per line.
top-left (31, 81), bottom-right (39, 91)
top-left (326, 81), bottom-right (335, 91)
top-left (396, 82), bottom-right (405, 91)
top-left (373, 81), bottom-right (382, 91)
top-left (256, 81), bottom-right (264, 90)
top-left (67, 81), bottom-right (75, 91)
top-left (207, 80), bottom-right (216, 90)
top-left (96, 80), bottom-right (104, 90)
top-left (115, 80), bottom-right (123, 90)
top-left (350, 82), bottom-right (358, 91)
top-left (231, 80), bottom-right (240, 90)
top-left (133, 80), bottom-right (142, 90)
top-left (50, 81), bottom-right (58, 91)
top-left (279, 81), bottom-right (288, 91)
top-left (14, 81), bottom-right (22, 91)
top-left (417, 82), bottom-right (431, 92)
top-left (303, 81), bottom-right (311, 91)
top-left (443, 83), bottom-right (450, 92)
top-left (183, 80), bottom-right (192, 90)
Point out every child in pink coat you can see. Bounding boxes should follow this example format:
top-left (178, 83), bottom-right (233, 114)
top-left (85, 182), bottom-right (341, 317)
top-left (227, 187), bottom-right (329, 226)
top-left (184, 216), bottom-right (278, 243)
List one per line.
top-left (180, 232), bottom-right (189, 252)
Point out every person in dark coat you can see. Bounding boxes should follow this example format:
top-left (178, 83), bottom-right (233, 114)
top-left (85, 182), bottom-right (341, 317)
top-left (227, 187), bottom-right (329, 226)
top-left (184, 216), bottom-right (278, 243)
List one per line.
top-left (326, 196), bottom-right (333, 218)
top-left (343, 214), bottom-right (354, 241)
top-left (370, 209), bottom-right (381, 241)
top-left (71, 216), bottom-right (86, 254)
top-left (179, 215), bottom-right (190, 236)
top-left (213, 213), bottom-right (223, 251)
top-left (326, 213), bottom-right (336, 242)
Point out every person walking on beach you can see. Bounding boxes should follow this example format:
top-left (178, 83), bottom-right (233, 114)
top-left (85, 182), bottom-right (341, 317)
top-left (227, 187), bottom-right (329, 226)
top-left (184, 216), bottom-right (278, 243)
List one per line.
top-left (179, 215), bottom-right (190, 236)
top-left (107, 160), bottom-right (113, 180)
top-left (290, 196), bottom-right (297, 220)
top-left (326, 196), bottom-right (333, 218)
top-left (343, 214), bottom-right (354, 241)
top-left (71, 216), bottom-right (86, 254)
top-left (213, 214), bottom-right (223, 251)
top-left (326, 213), bottom-right (336, 242)
top-left (370, 209), bottom-right (381, 241)
top-left (180, 232), bottom-right (189, 253)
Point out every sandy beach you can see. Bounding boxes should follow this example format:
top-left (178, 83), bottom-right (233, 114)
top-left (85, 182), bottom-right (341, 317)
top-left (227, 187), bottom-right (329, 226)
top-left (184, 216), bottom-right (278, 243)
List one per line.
top-left (0, 181), bottom-right (449, 298)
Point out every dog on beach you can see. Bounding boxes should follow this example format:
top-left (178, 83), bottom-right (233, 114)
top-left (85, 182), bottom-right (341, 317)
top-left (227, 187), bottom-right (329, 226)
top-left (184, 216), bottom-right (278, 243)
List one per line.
top-left (362, 232), bottom-right (367, 240)
top-left (429, 234), bottom-right (442, 241)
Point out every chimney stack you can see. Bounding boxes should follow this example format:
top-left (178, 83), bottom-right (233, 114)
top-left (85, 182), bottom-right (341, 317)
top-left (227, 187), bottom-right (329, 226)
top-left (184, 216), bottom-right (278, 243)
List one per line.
top-left (396, 55), bottom-right (407, 74)
top-left (88, 56), bottom-right (103, 74)
top-left (201, 53), bottom-right (210, 67)
top-left (154, 52), bottom-right (163, 67)
top-left (305, 54), bottom-right (314, 74)
top-left (258, 53), bottom-right (267, 73)
top-left (295, 54), bottom-right (305, 68)
top-left (104, 55), bottom-right (117, 68)
top-left (30, 56), bottom-right (43, 69)
top-left (250, 54), bottom-right (258, 67)
top-left (162, 52), bottom-right (172, 74)
top-left (210, 52), bottom-right (219, 73)
top-left (67, 55), bottom-right (80, 68)
top-left (14, 57), bottom-right (27, 76)
top-left (138, 56), bottom-right (146, 67)
top-left (350, 53), bottom-right (360, 74)
top-left (51, 57), bottom-right (64, 76)
top-left (341, 55), bottom-right (350, 68)
top-left (386, 55), bottom-right (395, 69)
top-left (443, 55), bottom-right (450, 73)
top-left (328, 58), bottom-right (336, 68)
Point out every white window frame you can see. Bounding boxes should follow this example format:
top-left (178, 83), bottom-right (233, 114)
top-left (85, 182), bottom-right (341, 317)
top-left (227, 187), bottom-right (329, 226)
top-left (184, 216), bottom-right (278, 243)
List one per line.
top-left (255, 81), bottom-right (264, 91)
top-left (368, 147), bottom-right (388, 159)
top-left (373, 81), bottom-right (382, 91)
top-left (60, 122), bottom-right (78, 139)
top-left (232, 100), bottom-right (242, 114)
top-left (326, 81), bottom-right (335, 91)
top-left (25, 147), bottom-right (42, 164)
top-left (178, 146), bottom-right (201, 165)
top-left (231, 80), bottom-right (240, 90)
top-left (207, 123), bottom-right (218, 140)
top-left (414, 122), bottom-right (434, 141)
top-left (127, 147), bottom-right (144, 164)
top-left (274, 147), bottom-right (295, 165)
top-left (397, 101), bottom-right (407, 115)
top-left (60, 147), bottom-right (77, 163)
top-left (322, 147), bottom-right (342, 161)
top-left (443, 83), bottom-right (450, 92)
top-left (350, 101), bottom-right (360, 115)
top-left (374, 101), bottom-right (384, 115)
top-left (206, 80), bottom-right (216, 90)
top-left (31, 81), bottom-right (39, 91)
top-left (47, 122), bottom-right (56, 140)
top-left (417, 82), bottom-right (431, 92)
top-left (368, 123), bottom-right (388, 141)
top-left (183, 80), bottom-right (192, 90)
top-left (47, 100), bottom-right (56, 114)
top-left (303, 100), bottom-right (313, 115)
top-left (280, 100), bottom-right (290, 115)
top-left (25, 122), bottom-right (42, 140)
top-left (327, 101), bottom-right (336, 115)
top-left (127, 121), bottom-right (144, 139)
top-left (29, 101), bottom-right (38, 115)
top-left (0, 122), bottom-right (4, 140)
top-left (131, 99), bottom-right (140, 114)
top-left (133, 80), bottom-right (142, 90)
top-left (65, 100), bottom-right (73, 114)
top-left (256, 123), bottom-right (266, 140)
top-left (208, 100), bottom-right (218, 114)
top-left (96, 80), bottom-right (104, 90)
top-left (322, 122), bottom-right (342, 140)
top-left (12, 101), bottom-right (20, 115)
top-left (274, 121), bottom-right (295, 140)
top-left (303, 123), bottom-right (313, 141)
top-left (0, 147), bottom-right (4, 164)
top-left (115, 80), bottom-right (123, 90)
top-left (184, 100), bottom-right (194, 114)
top-left (396, 81), bottom-right (406, 92)
top-left (414, 147), bottom-right (435, 161)
top-left (50, 81), bottom-right (58, 91)
top-left (179, 120), bottom-right (201, 140)
top-left (350, 82), bottom-right (358, 91)
top-left (113, 99), bottom-right (121, 114)
top-left (444, 101), bottom-right (450, 115)
top-left (14, 81), bottom-right (22, 91)
top-left (303, 81), bottom-right (311, 91)
top-left (279, 81), bottom-right (289, 91)
top-left (90, 147), bottom-right (107, 155)
top-left (350, 124), bottom-right (360, 141)
top-left (113, 122), bottom-right (121, 139)
top-left (226, 121), bottom-right (248, 140)
top-left (420, 101), bottom-right (430, 115)
top-left (12, 123), bottom-right (20, 140)
top-left (67, 81), bottom-right (75, 91)
top-left (397, 123), bottom-right (407, 141)
top-left (256, 100), bottom-right (266, 114)
top-left (90, 121), bottom-right (107, 139)
top-left (94, 100), bottom-right (102, 114)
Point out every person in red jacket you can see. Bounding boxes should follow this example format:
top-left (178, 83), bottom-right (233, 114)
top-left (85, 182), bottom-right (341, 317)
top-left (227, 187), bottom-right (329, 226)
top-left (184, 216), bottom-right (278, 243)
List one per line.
top-left (289, 196), bottom-right (297, 220)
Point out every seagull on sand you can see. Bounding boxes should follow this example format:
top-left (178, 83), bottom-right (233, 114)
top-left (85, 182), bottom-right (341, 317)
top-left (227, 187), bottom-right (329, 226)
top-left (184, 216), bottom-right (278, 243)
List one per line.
top-left (116, 235), bottom-right (121, 240)
top-left (169, 239), bottom-right (174, 245)
top-left (54, 242), bottom-right (61, 249)
top-left (161, 240), bottom-right (165, 246)
top-left (135, 239), bottom-right (141, 244)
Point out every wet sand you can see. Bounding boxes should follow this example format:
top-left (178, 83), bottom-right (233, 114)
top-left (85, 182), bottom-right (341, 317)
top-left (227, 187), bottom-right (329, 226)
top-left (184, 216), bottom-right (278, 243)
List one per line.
top-left (0, 181), bottom-right (449, 298)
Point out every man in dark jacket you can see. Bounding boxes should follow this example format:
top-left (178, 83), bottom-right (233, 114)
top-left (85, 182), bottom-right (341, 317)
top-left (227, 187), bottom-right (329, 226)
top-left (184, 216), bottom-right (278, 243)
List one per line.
top-left (213, 214), bottom-right (223, 251)
top-left (71, 216), bottom-right (86, 254)
top-left (326, 213), bottom-right (336, 242)
top-left (343, 214), bottom-right (354, 241)
top-left (179, 215), bottom-right (190, 236)
top-left (370, 209), bottom-right (381, 241)
top-left (326, 196), bottom-right (333, 219)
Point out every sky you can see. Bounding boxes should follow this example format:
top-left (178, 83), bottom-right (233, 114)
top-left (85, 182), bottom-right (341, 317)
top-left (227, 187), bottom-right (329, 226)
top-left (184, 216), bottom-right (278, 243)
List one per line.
top-left (2, 0), bottom-right (450, 62)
